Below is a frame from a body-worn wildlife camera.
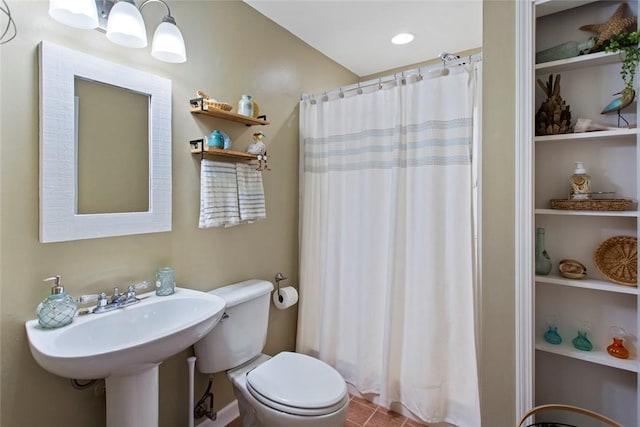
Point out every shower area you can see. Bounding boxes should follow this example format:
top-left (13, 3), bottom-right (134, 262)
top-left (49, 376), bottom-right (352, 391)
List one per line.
top-left (296, 54), bottom-right (483, 426)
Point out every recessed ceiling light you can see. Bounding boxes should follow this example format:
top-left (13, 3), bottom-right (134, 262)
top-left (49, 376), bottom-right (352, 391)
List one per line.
top-left (391, 33), bottom-right (414, 45)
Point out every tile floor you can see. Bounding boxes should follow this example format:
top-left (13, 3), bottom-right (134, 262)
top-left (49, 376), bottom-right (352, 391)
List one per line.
top-left (225, 395), bottom-right (428, 427)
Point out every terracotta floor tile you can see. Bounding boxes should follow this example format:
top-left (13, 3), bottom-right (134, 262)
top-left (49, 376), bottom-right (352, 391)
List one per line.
top-left (364, 408), bottom-right (407, 427)
top-left (351, 395), bottom-right (379, 409)
top-left (225, 418), bottom-right (242, 427)
top-left (404, 418), bottom-right (428, 427)
top-left (346, 399), bottom-right (377, 424)
top-left (226, 396), bottom-right (432, 427)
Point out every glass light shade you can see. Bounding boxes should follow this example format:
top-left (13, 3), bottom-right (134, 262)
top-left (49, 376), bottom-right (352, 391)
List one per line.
top-left (49, 0), bottom-right (99, 29)
top-left (151, 21), bottom-right (187, 63)
top-left (106, 1), bottom-right (147, 48)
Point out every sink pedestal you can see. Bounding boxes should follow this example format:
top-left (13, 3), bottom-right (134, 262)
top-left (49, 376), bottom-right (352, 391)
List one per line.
top-left (105, 366), bottom-right (159, 427)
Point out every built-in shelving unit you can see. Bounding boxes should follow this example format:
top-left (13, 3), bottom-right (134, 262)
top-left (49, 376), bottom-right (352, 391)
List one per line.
top-left (527, 1), bottom-right (640, 425)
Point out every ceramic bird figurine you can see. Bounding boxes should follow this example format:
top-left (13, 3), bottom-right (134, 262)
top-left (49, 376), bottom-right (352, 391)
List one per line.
top-left (601, 87), bottom-right (635, 127)
top-left (245, 131), bottom-right (266, 155)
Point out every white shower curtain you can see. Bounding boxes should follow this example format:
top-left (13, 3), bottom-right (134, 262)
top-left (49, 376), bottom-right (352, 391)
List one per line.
top-left (297, 63), bottom-right (481, 426)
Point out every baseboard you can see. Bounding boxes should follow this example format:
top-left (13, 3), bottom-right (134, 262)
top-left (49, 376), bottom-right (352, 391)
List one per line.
top-left (195, 400), bottom-right (240, 427)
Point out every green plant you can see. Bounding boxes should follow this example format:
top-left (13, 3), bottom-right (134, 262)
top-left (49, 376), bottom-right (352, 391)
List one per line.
top-left (603, 31), bottom-right (640, 91)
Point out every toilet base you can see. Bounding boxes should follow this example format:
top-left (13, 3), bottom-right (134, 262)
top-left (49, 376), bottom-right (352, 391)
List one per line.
top-left (228, 354), bottom-right (349, 427)
top-left (233, 386), bottom-right (349, 427)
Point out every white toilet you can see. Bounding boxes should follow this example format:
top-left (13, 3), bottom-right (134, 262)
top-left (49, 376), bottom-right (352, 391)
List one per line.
top-left (194, 279), bottom-right (349, 427)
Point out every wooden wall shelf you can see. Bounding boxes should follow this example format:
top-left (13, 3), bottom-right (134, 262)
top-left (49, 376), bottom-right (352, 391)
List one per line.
top-left (189, 139), bottom-right (258, 161)
top-left (189, 98), bottom-right (270, 126)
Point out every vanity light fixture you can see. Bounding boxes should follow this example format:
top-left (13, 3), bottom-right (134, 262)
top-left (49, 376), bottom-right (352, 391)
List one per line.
top-left (48, 0), bottom-right (187, 63)
top-left (391, 32), bottom-right (414, 45)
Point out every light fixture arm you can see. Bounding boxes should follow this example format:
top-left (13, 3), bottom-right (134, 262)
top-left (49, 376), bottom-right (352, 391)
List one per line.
top-left (138, 0), bottom-right (175, 24)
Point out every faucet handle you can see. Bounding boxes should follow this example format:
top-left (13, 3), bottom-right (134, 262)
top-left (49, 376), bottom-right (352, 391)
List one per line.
top-left (77, 292), bottom-right (108, 307)
top-left (126, 281), bottom-right (150, 294)
top-left (132, 281), bottom-right (150, 291)
top-left (125, 281), bottom-right (151, 301)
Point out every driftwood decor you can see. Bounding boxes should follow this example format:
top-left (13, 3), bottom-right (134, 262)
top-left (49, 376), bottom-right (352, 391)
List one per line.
top-left (535, 74), bottom-right (572, 135)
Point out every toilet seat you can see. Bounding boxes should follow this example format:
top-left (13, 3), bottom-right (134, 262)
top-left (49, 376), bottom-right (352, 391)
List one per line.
top-left (245, 352), bottom-right (348, 416)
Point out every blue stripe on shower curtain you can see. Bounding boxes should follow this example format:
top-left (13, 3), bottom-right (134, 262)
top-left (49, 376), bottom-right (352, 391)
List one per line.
top-left (303, 118), bottom-right (473, 172)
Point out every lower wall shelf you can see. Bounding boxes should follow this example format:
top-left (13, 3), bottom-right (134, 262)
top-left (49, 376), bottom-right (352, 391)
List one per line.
top-left (189, 139), bottom-right (258, 161)
top-left (536, 339), bottom-right (639, 372)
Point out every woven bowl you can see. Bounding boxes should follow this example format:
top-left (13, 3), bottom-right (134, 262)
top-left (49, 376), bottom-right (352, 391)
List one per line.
top-left (594, 236), bottom-right (638, 286)
top-left (204, 100), bottom-right (233, 111)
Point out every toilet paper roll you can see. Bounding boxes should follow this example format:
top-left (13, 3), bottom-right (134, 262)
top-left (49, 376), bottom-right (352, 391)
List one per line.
top-left (272, 286), bottom-right (298, 310)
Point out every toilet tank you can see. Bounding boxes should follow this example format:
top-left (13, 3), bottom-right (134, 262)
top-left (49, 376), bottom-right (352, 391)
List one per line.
top-left (194, 279), bottom-right (274, 374)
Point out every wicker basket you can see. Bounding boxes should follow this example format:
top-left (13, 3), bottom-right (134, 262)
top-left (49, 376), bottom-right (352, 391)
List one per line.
top-left (194, 90), bottom-right (233, 112)
top-left (594, 236), bottom-right (637, 286)
top-left (550, 199), bottom-right (633, 211)
top-left (203, 100), bottom-right (233, 111)
top-left (518, 404), bottom-right (622, 427)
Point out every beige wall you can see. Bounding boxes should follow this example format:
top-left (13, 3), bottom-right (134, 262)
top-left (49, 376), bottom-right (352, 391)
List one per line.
top-left (0, 2), bottom-right (356, 426)
top-left (1, 1), bottom-right (520, 427)
top-left (481, 1), bottom-right (517, 426)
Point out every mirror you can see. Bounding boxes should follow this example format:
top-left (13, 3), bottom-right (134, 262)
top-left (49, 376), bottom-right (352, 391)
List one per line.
top-left (39, 41), bottom-right (172, 242)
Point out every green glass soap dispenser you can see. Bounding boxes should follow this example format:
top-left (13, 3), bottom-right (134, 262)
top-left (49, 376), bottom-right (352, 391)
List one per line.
top-left (36, 275), bottom-right (77, 329)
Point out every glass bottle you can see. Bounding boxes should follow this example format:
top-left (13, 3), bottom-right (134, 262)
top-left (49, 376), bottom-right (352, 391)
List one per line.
top-left (572, 330), bottom-right (593, 351)
top-left (607, 326), bottom-right (630, 359)
top-left (535, 227), bottom-right (552, 275)
top-left (607, 337), bottom-right (630, 359)
top-left (543, 325), bottom-right (562, 345)
top-left (237, 94), bottom-right (254, 117)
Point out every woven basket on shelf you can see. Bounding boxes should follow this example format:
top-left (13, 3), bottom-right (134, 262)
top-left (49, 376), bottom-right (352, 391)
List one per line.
top-left (203, 100), bottom-right (233, 111)
top-left (195, 90), bottom-right (233, 112)
top-left (549, 198), bottom-right (633, 211)
top-left (518, 404), bottom-right (622, 427)
top-left (593, 235), bottom-right (637, 286)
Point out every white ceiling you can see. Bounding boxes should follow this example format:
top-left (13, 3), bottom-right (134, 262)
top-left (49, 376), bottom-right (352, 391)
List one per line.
top-left (243, 0), bottom-right (483, 77)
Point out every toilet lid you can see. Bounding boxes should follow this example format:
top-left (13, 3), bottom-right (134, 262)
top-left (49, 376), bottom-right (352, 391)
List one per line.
top-left (246, 352), bottom-right (347, 411)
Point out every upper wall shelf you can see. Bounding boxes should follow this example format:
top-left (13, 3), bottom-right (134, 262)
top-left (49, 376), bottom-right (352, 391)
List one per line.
top-left (536, 51), bottom-right (621, 74)
top-left (189, 98), bottom-right (270, 126)
top-left (535, 0), bottom-right (599, 17)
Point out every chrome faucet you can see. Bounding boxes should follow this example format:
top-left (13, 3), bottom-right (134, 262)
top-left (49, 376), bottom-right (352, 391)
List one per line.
top-left (78, 281), bottom-right (150, 314)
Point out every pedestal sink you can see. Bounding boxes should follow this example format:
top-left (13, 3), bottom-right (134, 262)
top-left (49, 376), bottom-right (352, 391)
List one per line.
top-left (25, 287), bottom-right (226, 427)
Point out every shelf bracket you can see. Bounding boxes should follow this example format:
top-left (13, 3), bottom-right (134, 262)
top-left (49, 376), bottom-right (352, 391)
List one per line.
top-left (189, 97), bottom-right (206, 111)
top-left (189, 138), bottom-right (205, 161)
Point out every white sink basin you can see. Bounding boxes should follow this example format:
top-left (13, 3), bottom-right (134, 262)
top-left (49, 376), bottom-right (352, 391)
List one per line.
top-left (25, 287), bottom-right (226, 379)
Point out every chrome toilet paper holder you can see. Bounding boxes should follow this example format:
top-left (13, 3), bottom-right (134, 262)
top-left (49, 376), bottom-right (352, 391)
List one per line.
top-left (274, 272), bottom-right (287, 303)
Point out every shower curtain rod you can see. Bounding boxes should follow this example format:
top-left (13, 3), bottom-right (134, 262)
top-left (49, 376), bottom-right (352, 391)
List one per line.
top-left (301, 52), bottom-right (482, 101)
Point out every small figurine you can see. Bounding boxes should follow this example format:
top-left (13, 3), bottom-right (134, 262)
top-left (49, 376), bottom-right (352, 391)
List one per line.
top-left (601, 87), bottom-right (635, 127)
top-left (246, 131), bottom-right (266, 155)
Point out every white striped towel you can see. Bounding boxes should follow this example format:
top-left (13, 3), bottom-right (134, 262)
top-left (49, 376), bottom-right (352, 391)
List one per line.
top-left (236, 163), bottom-right (266, 223)
top-left (199, 159), bottom-right (241, 228)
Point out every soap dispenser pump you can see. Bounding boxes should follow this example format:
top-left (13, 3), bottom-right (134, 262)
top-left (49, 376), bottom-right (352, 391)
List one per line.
top-left (569, 161), bottom-right (591, 200)
top-left (36, 275), bottom-right (77, 329)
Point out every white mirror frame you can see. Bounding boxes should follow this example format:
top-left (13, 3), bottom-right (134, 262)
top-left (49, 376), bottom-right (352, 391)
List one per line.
top-left (39, 41), bottom-right (172, 243)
